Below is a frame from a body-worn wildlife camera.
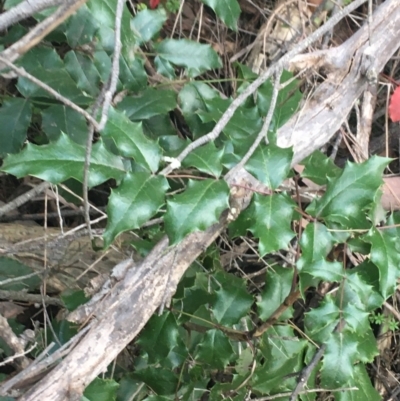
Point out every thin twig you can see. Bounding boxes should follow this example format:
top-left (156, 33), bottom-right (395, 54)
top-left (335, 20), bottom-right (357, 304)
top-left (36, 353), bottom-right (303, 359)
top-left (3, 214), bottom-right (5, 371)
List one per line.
top-left (0, 0), bottom-right (64, 32)
top-left (82, 0), bottom-right (124, 239)
top-left (225, 68), bottom-right (282, 180)
top-left (0, 56), bottom-right (99, 130)
top-left (159, 0), bottom-right (367, 176)
top-left (0, 181), bottom-right (50, 218)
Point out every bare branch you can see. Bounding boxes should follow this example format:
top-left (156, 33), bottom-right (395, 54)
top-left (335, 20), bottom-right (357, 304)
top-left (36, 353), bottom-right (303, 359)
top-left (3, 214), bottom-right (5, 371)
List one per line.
top-left (0, 0), bottom-right (64, 32)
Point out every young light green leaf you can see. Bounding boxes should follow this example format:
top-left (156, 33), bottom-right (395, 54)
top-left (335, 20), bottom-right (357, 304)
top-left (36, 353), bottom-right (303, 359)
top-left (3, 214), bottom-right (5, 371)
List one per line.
top-left (307, 156), bottom-right (390, 228)
top-left (1, 133), bottom-right (126, 187)
top-left (211, 271), bottom-right (253, 325)
top-left (0, 97), bottom-right (31, 156)
top-left (164, 179), bottom-right (230, 245)
top-left (321, 332), bottom-right (359, 388)
top-left (130, 8), bottom-right (168, 44)
top-left (41, 105), bottom-right (87, 145)
top-left (257, 265), bottom-right (294, 321)
top-left (194, 329), bottom-right (234, 369)
top-left (103, 172), bottom-right (168, 248)
top-left (102, 108), bottom-right (162, 172)
top-left (365, 227), bottom-right (400, 298)
top-left (182, 142), bottom-right (224, 177)
top-left (155, 39), bottom-right (222, 77)
top-left (245, 143), bottom-right (293, 189)
top-left (117, 88), bottom-right (176, 120)
top-left (200, 0), bottom-right (241, 31)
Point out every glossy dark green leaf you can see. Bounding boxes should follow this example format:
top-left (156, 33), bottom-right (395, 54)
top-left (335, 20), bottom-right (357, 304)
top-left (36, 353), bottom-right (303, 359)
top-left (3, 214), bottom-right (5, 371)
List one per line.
top-left (254, 325), bottom-right (307, 393)
top-left (301, 151), bottom-right (341, 185)
top-left (0, 97), bottom-right (31, 156)
top-left (194, 329), bottom-right (234, 369)
top-left (245, 143), bottom-right (293, 189)
top-left (65, 5), bottom-right (98, 47)
top-left (304, 296), bottom-right (340, 343)
top-left (117, 88), bottom-right (176, 120)
top-left (154, 56), bottom-right (176, 79)
top-left (211, 271), bottom-right (253, 325)
top-left (321, 332), bottom-right (358, 388)
top-left (178, 82), bottom-right (219, 139)
top-left (232, 193), bottom-right (295, 256)
top-left (102, 108), bottom-right (162, 172)
top-left (307, 156), bottom-right (390, 228)
top-left (138, 312), bottom-right (186, 365)
top-left (84, 378), bottom-right (119, 401)
top-left (200, 0), bottom-right (241, 31)
top-left (164, 179), bottom-right (230, 245)
top-left (103, 172), bottom-right (168, 247)
top-left (64, 51), bottom-right (101, 97)
top-left (257, 265), bottom-right (293, 321)
top-left (336, 364), bottom-right (380, 401)
top-left (60, 289), bottom-right (88, 312)
top-left (1, 133), bottom-right (126, 187)
top-left (365, 227), bottom-right (400, 298)
top-left (182, 142), bottom-right (224, 177)
top-left (133, 367), bottom-right (178, 396)
top-left (297, 222), bottom-right (343, 285)
top-left (16, 47), bottom-right (92, 105)
top-left (130, 8), bottom-right (167, 44)
top-left (41, 105), bottom-right (87, 145)
top-left (155, 39), bottom-right (222, 77)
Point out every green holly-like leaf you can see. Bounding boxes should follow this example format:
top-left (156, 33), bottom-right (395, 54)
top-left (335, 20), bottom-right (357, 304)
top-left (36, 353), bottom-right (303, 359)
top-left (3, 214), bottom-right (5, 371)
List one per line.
top-left (304, 296), bottom-right (340, 343)
top-left (297, 222), bottom-right (343, 290)
top-left (64, 5), bottom-right (98, 47)
top-left (117, 88), bottom-right (176, 121)
top-left (194, 329), bottom-right (234, 369)
top-left (41, 105), bottom-right (87, 145)
top-left (182, 142), bottom-right (224, 177)
top-left (1, 133), bottom-right (126, 187)
top-left (130, 8), bottom-right (168, 44)
top-left (155, 39), bottom-right (222, 77)
top-left (245, 143), bottom-right (293, 189)
top-left (133, 367), bottom-right (178, 396)
top-left (138, 312), bottom-right (187, 366)
top-left (231, 193), bottom-right (295, 256)
top-left (17, 47), bottom-right (92, 105)
top-left (365, 226), bottom-right (400, 298)
top-left (200, 0), bottom-right (241, 31)
top-left (321, 332), bottom-right (359, 388)
top-left (178, 82), bottom-right (219, 139)
top-left (257, 70), bottom-right (302, 130)
top-left (253, 325), bottom-right (307, 394)
top-left (301, 151), bottom-right (341, 185)
top-left (307, 156), bottom-right (390, 228)
top-left (211, 271), bottom-right (253, 325)
top-left (336, 364), bottom-right (380, 401)
top-left (83, 378), bottom-right (119, 401)
top-left (164, 179), bottom-right (230, 245)
top-left (103, 172), bottom-right (168, 247)
top-left (0, 97), bottom-right (31, 156)
top-left (102, 108), bottom-right (162, 172)
top-left (342, 303), bottom-right (370, 333)
top-left (257, 265), bottom-right (294, 321)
